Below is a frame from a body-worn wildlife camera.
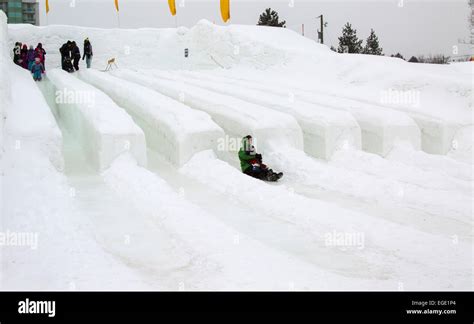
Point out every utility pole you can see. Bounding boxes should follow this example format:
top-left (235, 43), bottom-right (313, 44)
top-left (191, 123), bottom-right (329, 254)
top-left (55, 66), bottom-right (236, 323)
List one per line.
top-left (468, 0), bottom-right (473, 60)
top-left (316, 15), bottom-right (328, 44)
top-left (457, 0), bottom-right (473, 60)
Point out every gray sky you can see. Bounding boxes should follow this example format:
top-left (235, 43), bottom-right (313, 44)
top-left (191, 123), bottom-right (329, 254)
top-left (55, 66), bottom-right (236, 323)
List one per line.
top-left (37, 0), bottom-right (472, 58)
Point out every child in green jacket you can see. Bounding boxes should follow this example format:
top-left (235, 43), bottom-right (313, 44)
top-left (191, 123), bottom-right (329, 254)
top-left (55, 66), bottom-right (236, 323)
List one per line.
top-left (238, 135), bottom-right (283, 182)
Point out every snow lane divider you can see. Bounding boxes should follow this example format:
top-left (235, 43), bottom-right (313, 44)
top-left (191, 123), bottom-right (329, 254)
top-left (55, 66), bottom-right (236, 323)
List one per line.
top-left (78, 70), bottom-right (224, 166)
top-left (47, 69), bottom-right (147, 170)
top-left (192, 71), bottom-right (423, 157)
top-left (152, 70), bottom-right (362, 160)
top-left (211, 71), bottom-right (460, 156)
top-left (111, 69), bottom-right (304, 156)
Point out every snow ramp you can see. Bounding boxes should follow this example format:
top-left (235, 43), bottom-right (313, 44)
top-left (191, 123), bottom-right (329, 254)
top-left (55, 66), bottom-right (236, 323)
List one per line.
top-left (111, 69), bottom-right (304, 155)
top-left (46, 69), bottom-right (146, 170)
top-left (78, 69), bottom-right (224, 166)
top-left (150, 70), bottom-right (362, 160)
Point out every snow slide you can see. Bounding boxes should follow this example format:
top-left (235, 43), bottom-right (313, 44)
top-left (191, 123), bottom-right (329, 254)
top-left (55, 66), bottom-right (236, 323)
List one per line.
top-left (78, 69), bottom-right (224, 166)
top-left (46, 69), bottom-right (147, 170)
top-left (168, 70), bottom-right (472, 181)
top-left (114, 70), bottom-right (469, 226)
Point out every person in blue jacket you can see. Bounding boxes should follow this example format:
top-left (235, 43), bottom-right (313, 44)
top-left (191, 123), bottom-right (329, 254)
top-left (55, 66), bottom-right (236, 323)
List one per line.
top-left (30, 57), bottom-right (45, 81)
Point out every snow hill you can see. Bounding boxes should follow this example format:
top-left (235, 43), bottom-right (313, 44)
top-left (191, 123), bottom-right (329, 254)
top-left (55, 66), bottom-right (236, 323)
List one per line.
top-left (1, 13), bottom-right (472, 291)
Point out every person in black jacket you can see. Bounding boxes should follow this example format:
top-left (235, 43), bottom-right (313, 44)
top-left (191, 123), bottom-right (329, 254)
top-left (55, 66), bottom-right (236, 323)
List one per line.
top-left (59, 41), bottom-right (71, 71)
top-left (82, 38), bottom-right (93, 69)
top-left (71, 41), bottom-right (81, 71)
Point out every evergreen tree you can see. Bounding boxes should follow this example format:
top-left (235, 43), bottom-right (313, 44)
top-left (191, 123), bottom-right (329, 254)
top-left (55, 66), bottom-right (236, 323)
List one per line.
top-left (337, 23), bottom-right (363, 53)
top-left (408, 56), bottom-right (419, 63)
top-left (257, 8), bottom-right (286, 27)
top-left (362, 29), bottom-right (383, 55)
top-left (391, 53), bottom-right (405, 60)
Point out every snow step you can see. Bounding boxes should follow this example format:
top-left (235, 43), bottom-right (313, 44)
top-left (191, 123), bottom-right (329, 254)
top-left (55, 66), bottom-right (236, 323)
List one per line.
top-left (112, 69), bottom-right (304, 156)
top-left (78, 70), bottom-right (224, 166)
top-left (47, 69), bottom-right (147, 170)
top-left (152, 70), bottom-right (362, 160)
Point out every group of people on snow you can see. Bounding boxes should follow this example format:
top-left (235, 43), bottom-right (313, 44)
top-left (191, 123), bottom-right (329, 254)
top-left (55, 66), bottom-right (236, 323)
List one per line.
top-left (60, 38), bottom-right (93, 73)
top-left (12, 38), bottom-right (93, 80)
top-left (13, 42), bottom-right (46, 81)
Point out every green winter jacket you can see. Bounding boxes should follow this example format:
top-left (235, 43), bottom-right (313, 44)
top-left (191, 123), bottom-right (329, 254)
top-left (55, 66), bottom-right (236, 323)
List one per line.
top-left (238, 137), bottom-right (256, 172)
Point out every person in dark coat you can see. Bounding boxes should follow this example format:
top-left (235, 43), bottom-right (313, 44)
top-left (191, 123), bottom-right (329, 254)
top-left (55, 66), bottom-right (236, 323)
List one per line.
top-left (59, 41), bottom-right (71, 71)
top-left (20, 44), bottom-right (28, 69)
top-left (71, 41), bottom-right (81, 71)
top-left (82, 38), bottom-right (93, 68)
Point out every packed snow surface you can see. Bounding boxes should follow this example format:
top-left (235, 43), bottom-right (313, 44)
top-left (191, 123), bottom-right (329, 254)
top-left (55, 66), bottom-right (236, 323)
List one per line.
top-left (2, 17), bottom-right (472, 291)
